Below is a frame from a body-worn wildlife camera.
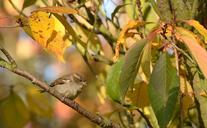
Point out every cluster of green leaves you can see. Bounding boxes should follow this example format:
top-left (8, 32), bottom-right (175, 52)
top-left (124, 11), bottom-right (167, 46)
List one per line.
top-left (1, 0), bottom-right (207, 128)
top-left (0, 86), bottom-right (52, 128)
top-left (106, 0), bottom-right (207, 128)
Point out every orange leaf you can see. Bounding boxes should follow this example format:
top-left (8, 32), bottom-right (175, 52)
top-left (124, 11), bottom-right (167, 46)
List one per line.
top-left (28, 11), bottom-right (71, 62)
top-left (113, 20), bottom-right (145, 61)
top-left (185, 20), bottom-right (207, 44)
top-left (175, 27), bottom-right (207, 79)
top-left (33, 6), bottom-right (78, 14)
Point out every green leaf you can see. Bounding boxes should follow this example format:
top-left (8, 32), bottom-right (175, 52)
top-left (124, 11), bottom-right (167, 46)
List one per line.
top-left (170, 0), bottom-right (192, 20)
top-left (0, 92), bottom-right (30, 128)
top-left (26, 86), bottom-right (53, 118)
top-left (106, 58), bottom-right (124, 102)
top-left (148, 53), bottom-right (179, 128)
top-left (124, 0), bottom-right (138, 19)
top-left (23, 0), bottom-right (37, 9)
top-left (156, 0), bottom-right (173, 21)
top-left (148, 0), bottom-right (161, 17)
top-left (120, 39), bottom-right (147, 100)
top-left (193, 73), bottom-right (207, 127)
top-left (111, 4), bottom-right (130, 21)
top-left (141, 42), bottom-right (151, 80)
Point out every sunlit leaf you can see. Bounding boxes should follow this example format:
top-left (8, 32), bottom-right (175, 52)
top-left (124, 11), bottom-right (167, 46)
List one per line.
top-left (106, 58), bottom-right (124, 102)
top-left (148, 0), bottom-right (161, 17)
top-left (114, 20), bottom-right (146, 61)
top-left (180, 76), bottom-right (194, 117)
top-left (124, 0), bottom-right (138, 19)
top-left (26, 86), bottom-right (53, 118)
top-left (53, 13), bottom-right (87, 54)
top-left (28, 11), bottom-right (72, 62)
top-left (33, 6), bottom-right (78, 14)
top-left (0, 92), bottom-right (30, 128)
top-left (148, 53), bottom-right (179, 128)
top-left (120, 39), bottom-right (147, 100)
top-left (175, 27), bottom-right (207, 79)
top-left (185, 20), bottom-right (207, 43)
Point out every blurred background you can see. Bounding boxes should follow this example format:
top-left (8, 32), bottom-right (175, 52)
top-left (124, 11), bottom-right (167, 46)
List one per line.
top-left (0, 0), bottom-right (158, 128)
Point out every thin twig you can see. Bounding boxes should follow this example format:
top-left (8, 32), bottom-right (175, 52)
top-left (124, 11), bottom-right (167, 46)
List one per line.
top-left (0, 47), bottom-right (16, 66)
top-left (136, 0), bottom-right (143, 21)
top-left (8, 0), bottom-right (27, 17)
top-left (0, 48), bottom-right (120, 128)
top-left (136, 109), bottom-right (153, 128)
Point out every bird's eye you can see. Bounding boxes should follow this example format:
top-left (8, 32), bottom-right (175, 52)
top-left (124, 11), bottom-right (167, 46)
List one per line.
top-left (72, 73), bottom-right (86, 83)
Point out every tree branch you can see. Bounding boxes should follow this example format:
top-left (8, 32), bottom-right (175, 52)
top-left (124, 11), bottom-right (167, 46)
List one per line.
top-left (0, 48), bottom-right (120, 128)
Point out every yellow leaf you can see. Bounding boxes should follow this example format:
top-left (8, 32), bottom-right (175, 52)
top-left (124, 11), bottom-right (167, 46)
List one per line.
top-left (33, 6), bottom-right (78, 14)
top-left (180, 75), bottom-right (194, 117)
top-left (180, 75), bottom-right (193, 96)
top-left (175, 27), bottom-right (207, 79)
top-left (126, 81), bottom-right (150, 108)
top-left (28, 11), bottom-right (72, 62)
top-left (185, 20), bottom-right (207, 44)
top-left (114, 20), bottom-right (145, 61)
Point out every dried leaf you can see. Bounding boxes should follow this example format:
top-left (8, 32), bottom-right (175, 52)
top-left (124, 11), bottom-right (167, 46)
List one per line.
top-left (175, 27), bottom-right (207, 79)
top-left (114, 20), bottom-right (145, 61)
top-left (33, 6), bottom-right (78, 14)
top-left (185, 20), bottom-right (207, 43)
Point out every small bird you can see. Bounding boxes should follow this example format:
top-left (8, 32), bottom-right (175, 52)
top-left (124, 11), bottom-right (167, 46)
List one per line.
top-left (50, 73), bottom-right (87, 100)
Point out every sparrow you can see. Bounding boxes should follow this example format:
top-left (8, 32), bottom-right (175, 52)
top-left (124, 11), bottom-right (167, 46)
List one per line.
top-left (50, 73), bottom-right (87, 100)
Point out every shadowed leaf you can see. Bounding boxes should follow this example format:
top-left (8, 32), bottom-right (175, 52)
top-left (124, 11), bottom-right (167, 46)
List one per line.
top-left (26, 86), bottom-right (53, 118)
top-left (126, 81), bottom-right (150, 108)
top-left (141, 42), bottom-right (151, 80)
top-left (148, 53), bottom-right (179, 128)
top-left (0, 92), bottom-right (29, 128)
top-left (193, 73), bottom-right (207, 127)
top-left (23, 0), bottom-right (37, 9)
top-left (120, 39), bottom-right (147, 100)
